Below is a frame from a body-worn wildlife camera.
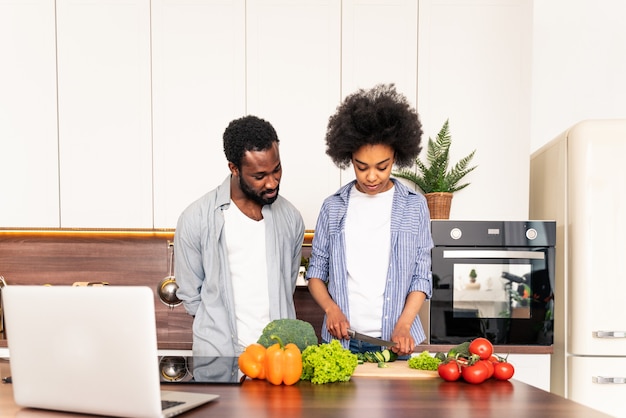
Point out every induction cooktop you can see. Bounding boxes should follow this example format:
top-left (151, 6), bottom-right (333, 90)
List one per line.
top-left (159, 356), bottom-right (245, 384)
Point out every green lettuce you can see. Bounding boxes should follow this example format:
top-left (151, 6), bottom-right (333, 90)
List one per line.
top-left (408, 350), bottom-right (442, 371)
top-left (300, 340), bottom-right (358, 384)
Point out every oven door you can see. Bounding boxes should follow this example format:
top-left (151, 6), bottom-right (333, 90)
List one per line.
top-left (429, 246), bottom-right (554, 345)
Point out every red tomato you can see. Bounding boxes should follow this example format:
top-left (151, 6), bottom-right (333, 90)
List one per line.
top-left (469, 337), bottom-right (494, 360)
top-left (461, 362), bottom-right (489, 384)
top-left (438, 361), bottom-right (461, 382)
top-left (493, 361), bottom-right (515, 380)
top-left (479, 359), bottom-right (494, 379)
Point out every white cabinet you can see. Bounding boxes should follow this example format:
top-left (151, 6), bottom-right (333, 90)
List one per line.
top-left (568, 356), bottom-right (626, 418)
top-left (151, 0), bottom-right (246, 228)
top-left (339, 0), bottom-right (418, 187)
top-left (418, 0), bottom-right (533, 221)
top-left (341, 0), bottom-right (417, 98)
top-left (1, 0), bottom-right (534, 229)
top-left (501, 353), bottom-right (551, 392)
top-left (56, 0), bottom-right (153, 228)
top-left (0, 0), bottom-right (59, 227)
top-left (246, 0), bottom-right (342, 229)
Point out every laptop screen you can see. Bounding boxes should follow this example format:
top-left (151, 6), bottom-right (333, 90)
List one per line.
top-left (159, 356), bottom-right (245, 384)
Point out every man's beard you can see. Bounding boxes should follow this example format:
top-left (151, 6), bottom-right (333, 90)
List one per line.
top-left (239, 176), bottom-right (279, 206)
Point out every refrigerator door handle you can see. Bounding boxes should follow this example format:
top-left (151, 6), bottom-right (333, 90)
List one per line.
top-left (592, 331), bottom-right (626, 338)
top-left (592, 376), bottom-right (626, 384)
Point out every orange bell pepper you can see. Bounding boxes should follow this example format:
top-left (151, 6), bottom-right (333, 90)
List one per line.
top-left (238, 343), bottom-right (267, 380)
top-left (264, 335), bottom-right (303, 386)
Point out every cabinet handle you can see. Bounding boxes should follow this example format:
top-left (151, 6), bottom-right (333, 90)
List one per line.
top-left (592, 376), bottom-right (626, 384)
top-left (592, 331), bottom-right (626, 338)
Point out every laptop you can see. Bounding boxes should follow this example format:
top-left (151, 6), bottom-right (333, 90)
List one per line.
top-left (1, 285), bottom-right (219, 418)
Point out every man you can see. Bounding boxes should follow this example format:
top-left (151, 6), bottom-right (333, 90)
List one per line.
top-left (174, 115), bottom-right (305, 357)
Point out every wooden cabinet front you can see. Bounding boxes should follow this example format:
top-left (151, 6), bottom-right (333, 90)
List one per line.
top-left (0, 229), bottom-right (321, 349)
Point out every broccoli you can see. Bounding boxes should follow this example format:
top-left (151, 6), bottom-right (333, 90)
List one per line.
top-left (257, 318), bottom-right (318, 352)
top-left (300, 340), bottom-right (358, 384)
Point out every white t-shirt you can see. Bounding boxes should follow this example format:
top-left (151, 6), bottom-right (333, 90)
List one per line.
top-left (223, 201), bottom-right (270, 350)
top-left (345, 184), bottom-right (393, 336)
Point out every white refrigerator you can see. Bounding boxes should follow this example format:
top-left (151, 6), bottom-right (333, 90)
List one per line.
top-left (530, 119), bottom-right (626, 417)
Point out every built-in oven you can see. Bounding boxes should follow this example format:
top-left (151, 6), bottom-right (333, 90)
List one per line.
top-left (428, 220), bottom-right (556, 345)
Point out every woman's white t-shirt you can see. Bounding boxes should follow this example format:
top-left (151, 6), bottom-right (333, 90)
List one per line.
top-left (344, 184), bottom-right (393, 337)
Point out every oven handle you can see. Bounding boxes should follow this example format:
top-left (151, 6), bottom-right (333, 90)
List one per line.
top-left (443, 250), bottom-right (545, 260)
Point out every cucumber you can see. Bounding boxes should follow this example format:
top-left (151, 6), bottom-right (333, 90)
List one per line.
top-left (362, 350), bottom-right (397, 364)
top-left (364, 352), bottom-right (379, 363)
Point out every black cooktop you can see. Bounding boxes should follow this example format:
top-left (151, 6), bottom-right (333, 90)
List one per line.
top-left (159, 356), bottom-right (245, 384)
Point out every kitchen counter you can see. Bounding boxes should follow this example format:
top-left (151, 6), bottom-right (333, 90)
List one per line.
top-left (0, 359), bottom-right (609, 418)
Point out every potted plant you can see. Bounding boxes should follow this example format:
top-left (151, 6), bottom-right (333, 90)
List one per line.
top-left (469, 268), bottom-right (478, 283)
top-left (467, 268), bottom-right (480, 290)
top-left (393, 119), bottom-right (477, 219)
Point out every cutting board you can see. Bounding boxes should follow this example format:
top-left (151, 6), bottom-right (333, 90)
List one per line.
top-left (352, 361), bottom-right (439, 379)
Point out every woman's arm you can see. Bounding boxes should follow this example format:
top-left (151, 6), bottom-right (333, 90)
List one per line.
top-left (391, 290), bottom-right (426, 355)
top-left (307, 278), bottom-right (350, 340)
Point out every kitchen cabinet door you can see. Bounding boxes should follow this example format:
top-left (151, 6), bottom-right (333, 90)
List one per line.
top-left (418, 0), bottom-right (533, 221)
top-left (341, 0), bottom-right (417, 99)
top-left (0, 0), bottom-right (59, 227)
top-left (56, 0), bottom-right (152, 228)
top-left (246, 0), bottom-right (341, 229)
top-left (502, 353), bottom-right (551, 392)
top-left (568, 356), bottom-right (626, 418)
top-left (151, 0), bottom-right (246, 228)
top-left (340, 0), bottom-right (418, 187)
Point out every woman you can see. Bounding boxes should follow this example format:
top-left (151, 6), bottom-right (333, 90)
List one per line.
top-left (305, 84), bottom-right (433, 357)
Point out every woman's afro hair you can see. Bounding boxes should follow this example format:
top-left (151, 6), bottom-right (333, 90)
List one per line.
top-left (325, 83), bottom-right (422, 169)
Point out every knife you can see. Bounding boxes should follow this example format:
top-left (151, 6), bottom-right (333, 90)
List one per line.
top-left (347, 329), bottom-right (396, 347)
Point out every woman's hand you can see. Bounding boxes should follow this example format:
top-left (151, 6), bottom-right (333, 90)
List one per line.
top-left (307, 278), bottom-right (351, 340)
top-left (325, 304), bottom-right (350, 340)
top-left (389, 291), bottom-right (425, 355)
top-left (390, 324), bottom-right (415, 356)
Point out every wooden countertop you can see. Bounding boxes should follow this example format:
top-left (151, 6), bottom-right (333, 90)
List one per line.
top-left (0, 359), bottom-right (609, 418)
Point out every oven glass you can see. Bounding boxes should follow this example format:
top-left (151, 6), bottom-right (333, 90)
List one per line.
top-left (452, 263), bottom-right (532, 319)
top-left (430, 247), bottom-right (554, 345)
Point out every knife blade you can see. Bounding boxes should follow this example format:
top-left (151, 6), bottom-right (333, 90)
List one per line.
top-left (347, 329), bottom-right (396, 347)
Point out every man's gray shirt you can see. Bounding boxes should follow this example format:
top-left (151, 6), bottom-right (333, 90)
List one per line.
top-left (174, 176), bottom-right (305, 356)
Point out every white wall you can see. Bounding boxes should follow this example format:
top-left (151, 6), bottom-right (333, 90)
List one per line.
top-left (531, 0), bottom-right (626, 153)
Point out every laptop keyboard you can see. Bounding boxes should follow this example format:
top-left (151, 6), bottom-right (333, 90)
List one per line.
top-left (162, 399), bottom-right (185, 410)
